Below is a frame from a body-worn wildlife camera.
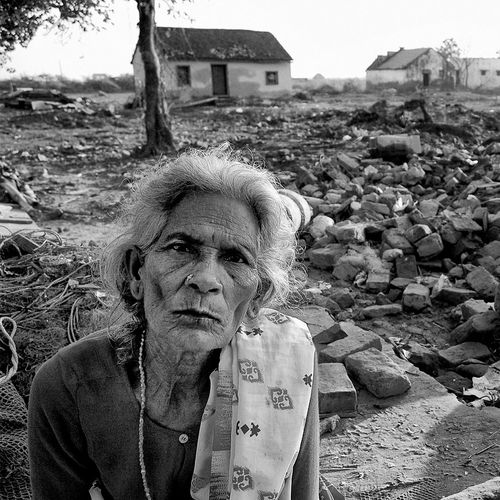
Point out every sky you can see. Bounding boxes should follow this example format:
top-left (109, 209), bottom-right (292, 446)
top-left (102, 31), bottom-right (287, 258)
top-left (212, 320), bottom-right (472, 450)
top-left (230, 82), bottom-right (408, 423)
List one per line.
top-left (1, 0), bottom-right (500, 80)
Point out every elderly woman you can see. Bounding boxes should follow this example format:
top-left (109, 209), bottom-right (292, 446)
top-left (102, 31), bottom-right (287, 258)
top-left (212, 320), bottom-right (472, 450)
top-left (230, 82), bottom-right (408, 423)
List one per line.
top-left (28, 149), bottom-right (319, 500)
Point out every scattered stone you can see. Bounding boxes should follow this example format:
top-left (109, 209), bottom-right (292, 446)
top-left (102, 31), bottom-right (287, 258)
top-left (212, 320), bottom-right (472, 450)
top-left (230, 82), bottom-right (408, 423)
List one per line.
top-left (435, 371), bottom-right (473, 392)
top-left (402, 283), bottom-right (431, 311)
top-left (327, 221), bottom-right (366, 243)
top-left (308, 214), bottom-right (335, 239)
top-left (365, 268), bottom-right (391, 293)
top-left (332, 254), bottom-right (365, 282)
top-left (318, 363), bottom-right (357, 416)
top-left (328, 288), bottom-right (355, 309)
top-left (438, 342), bottom-right (491, 367)
top-left (461, 299), bottom-right (492, 320)
top-left (416, 233), bottom-right (444, 258)
top-left (319, 414), bottom-right (341, 435)
top-left (435, 287), bottom-right (478, 305)
top-left (405, 224), bottom-right (432, 244)
top-left (382, 229), bottom-right (413, 254)
top-left (466, 266), bottom-right (499, 300)
top-left (402, 341), bottom-right (439, 376)
top-left (360, 304), bottom-right (402, 318)
top-left (318, 324), bottom-right (383, 363)
top-left (456, 359), bottom-right (489, 378)
top-left (345, 348), bottom-right (411, 398)
top-left (313, 323), bottom-right (347, 346)
top-left (308, 244), bottom-right (346, 270)
top-left (449, 310), bottom-right (500, 344)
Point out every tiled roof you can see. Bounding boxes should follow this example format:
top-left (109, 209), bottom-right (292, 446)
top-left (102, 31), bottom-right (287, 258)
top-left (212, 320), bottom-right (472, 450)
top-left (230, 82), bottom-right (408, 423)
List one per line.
top-left (367, 48), bottom-right (431, 71)
top-left (154, 27), bottom-right (292, 62)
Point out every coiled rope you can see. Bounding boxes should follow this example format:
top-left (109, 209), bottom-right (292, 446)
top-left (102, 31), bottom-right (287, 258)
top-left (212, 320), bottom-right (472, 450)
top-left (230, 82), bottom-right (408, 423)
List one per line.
top-left (0, 317), bottom-right (18, 384)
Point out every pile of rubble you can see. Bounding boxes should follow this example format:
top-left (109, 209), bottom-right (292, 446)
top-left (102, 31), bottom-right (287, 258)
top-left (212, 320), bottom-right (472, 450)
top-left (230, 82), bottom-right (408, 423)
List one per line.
top-left (277, 124), bottom-right (500, 413)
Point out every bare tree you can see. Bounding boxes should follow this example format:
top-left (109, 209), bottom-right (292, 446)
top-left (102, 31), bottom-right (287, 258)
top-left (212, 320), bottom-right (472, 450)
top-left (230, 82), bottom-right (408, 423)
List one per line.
top-left (437, 38), bottom-right (461, 88)
top-left (0, 0), bottom-right (183, 155)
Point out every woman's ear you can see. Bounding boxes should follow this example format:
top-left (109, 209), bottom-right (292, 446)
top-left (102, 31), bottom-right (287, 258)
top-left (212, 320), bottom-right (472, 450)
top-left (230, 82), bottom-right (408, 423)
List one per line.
top-left (125, 246), bottom-right (144, 300)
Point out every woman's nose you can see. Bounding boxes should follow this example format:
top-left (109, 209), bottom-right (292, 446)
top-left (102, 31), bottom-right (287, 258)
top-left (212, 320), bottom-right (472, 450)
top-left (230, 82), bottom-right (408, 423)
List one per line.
top-left (185, 260), bottom-right (222, 294)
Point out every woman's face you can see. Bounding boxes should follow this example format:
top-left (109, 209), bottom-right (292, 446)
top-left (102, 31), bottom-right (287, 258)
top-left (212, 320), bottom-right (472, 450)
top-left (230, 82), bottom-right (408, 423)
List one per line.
top-left (135, 192), bottom-right (260, 352)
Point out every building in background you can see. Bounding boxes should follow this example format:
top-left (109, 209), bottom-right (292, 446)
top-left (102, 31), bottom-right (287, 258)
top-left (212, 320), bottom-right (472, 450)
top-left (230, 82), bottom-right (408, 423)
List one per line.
top-left (132, 27), bottom-right (292, 100)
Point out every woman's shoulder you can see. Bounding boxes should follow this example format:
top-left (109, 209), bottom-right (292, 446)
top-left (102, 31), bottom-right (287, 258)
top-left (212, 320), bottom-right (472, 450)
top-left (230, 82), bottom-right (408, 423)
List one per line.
top-left (36, 329), bottom-right (119, 387)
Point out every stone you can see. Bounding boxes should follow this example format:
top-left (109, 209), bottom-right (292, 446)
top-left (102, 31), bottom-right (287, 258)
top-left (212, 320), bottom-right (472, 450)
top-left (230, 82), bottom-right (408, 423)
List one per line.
top-left (332, 254), bottom-right (366, 282)
top-left (395, 255), bottom-right (419, 278)
top-left (337, 152), bottom-right (360, 173)
top-left (361, 304), bottom-right (402, 318)
top-left (308, 214), bottom-right (335, 239)
top-left (403, 341), bottom-right (439, 376)
top-left (405, 224), bottom-right (432, 244)
top-left (456, 359), bottom-right (489, 378)
top-left (445, 213), bottom-right (482, 232)
top-left (320, 415), bottom-right (341, 435)
top-left (438, 342), bottom-right (491, 367)
top-left (318, 363), bottom-right (357, 416)
top-left (295, 166), bottom-right (317, 188)
top-left (370, 134), bottom-right (422, 157)
top-left (466, 266), bottom-right (499, 300)
top-left (327, 221), bottom-right (366, 243)
top-left (402, 283), bottom-right (431, 311)
top-left (419, 199), bottom-right (440, 218)
top-left (480, 240), bottom-right (500, 259)
top-left (390, 277), bottom-right (414, 289)
top-left (435, 371), bottom-right (472, 391)
top-left (461, 299), bottom-right (493, 320)
top-left (382, 248), bottom-right (403, 262)
top-left (449, 310), bottom-right (500, 344)
top-left (313, 323), bottom-right (347, 346)
top-left (307, 244), bottom-right (346, 270)
top-left (365, 269), bottom-right (391, 293)
top-left (318, 324), bottom-right (383, 363)
top-left (345, 348), bottom-right (411, 398)
top-left (495, 283), bottom-right (500, 313)
top-left (382, 228), bottom-right (414, 254)
top-left (416, 233), bottom-right (444, 258)
top-left (328, 288), bottom-right (355, 309)
top-left (361, 201), bottom-right (391, 216)
top-left (435, 287), bottom-right (477, 305)
top-left (439, 223), bottom-right (461, 245)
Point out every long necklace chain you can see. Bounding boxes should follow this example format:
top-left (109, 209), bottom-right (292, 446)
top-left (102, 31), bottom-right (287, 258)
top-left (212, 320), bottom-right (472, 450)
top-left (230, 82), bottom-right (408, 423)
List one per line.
top-left (138, 332), bottom-right (153, 500)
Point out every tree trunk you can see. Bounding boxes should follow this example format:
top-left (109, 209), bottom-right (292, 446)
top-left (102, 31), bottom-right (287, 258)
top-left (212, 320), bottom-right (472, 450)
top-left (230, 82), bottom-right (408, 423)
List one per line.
top-left (136, 0), bottom-right (175, 155)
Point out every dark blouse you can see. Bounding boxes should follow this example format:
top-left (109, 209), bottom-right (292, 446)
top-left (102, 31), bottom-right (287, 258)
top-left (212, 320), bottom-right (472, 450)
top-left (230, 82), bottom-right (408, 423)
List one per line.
top-left (28, 332), bottom-right (319, 499)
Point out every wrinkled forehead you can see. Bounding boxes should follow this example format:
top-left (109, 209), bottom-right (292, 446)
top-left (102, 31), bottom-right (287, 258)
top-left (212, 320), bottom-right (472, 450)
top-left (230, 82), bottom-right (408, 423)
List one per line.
top-left (159, 192), bottom-right (260, 251)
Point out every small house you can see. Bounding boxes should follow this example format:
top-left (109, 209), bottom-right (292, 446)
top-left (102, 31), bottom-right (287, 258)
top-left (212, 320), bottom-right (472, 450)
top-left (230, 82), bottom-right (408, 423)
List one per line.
top-left (366, 47), bottom-right (456, 88)
top-left (132, 27), bottom-right (293, 99)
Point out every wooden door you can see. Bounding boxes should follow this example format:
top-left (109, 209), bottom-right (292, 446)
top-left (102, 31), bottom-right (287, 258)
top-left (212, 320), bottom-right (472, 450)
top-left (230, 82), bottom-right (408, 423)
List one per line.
top-left (211, 65), bottom-right (228, 95)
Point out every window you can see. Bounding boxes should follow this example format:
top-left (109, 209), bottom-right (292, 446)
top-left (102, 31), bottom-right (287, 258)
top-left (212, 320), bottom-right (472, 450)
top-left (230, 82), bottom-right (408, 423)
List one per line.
top-left (265, 71), bottom-right (279, 85)
top-left (496, 70), bottom-right (500, 76)
top-left (176, 66), bottom-right (191, 86)
top-left (480, 70), bottom-right (487, 76)
top-left (438, 69), bottom-right (444, 78)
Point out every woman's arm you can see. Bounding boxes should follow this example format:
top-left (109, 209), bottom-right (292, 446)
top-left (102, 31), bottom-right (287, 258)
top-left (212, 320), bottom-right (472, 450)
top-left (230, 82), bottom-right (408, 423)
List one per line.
top-left (291, 355), bottom-right (320, 500)
top-left (28, 355), bottom-right (97, 500)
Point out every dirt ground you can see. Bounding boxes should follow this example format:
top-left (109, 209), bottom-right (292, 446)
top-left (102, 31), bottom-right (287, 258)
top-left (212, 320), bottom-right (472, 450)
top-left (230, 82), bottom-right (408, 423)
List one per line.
top-left (1, 89), bottom-right (499, 498)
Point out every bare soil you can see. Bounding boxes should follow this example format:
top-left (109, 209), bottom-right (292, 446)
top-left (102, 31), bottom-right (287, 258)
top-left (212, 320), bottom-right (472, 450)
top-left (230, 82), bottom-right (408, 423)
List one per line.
top-left (1, 89), bottom-right (499, 498)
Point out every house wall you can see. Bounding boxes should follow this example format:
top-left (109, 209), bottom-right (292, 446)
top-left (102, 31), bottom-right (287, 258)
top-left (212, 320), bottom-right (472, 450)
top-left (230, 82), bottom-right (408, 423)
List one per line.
top-left (132, 51), bottom-right (292, 97)
top-left (460, 58), bottom-right (500, 89)
top-left (366, 49), bottom-right (445, 87)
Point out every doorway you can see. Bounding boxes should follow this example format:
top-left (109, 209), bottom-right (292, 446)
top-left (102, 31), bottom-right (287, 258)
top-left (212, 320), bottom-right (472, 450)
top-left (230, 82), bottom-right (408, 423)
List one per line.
top-left (422, 71), bottom-right (430, 87)
top-left (211, 65), bottom-right (228, 95)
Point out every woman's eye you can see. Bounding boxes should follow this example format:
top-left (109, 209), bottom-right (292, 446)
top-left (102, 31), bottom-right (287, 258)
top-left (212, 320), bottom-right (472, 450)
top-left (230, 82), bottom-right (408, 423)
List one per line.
top-left (169, 242), bottom-right (194, 253)
top-left (223, 252), bottom-right (247, 264)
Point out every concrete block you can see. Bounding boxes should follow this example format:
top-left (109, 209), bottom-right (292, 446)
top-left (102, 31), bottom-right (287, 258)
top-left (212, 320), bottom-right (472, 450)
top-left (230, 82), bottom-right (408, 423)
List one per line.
top-left (438, 342), bottom-right (491, 367)
top-left (395, 255), bottom-right (419, 278)
top-left (307, 244), bottom-right (346, 270)
top-left (402, 283), bottom-right (431, 311)
top-left (466, 266), bottom-right (499, 300)
top-left (328, 288), bottom-right (355, 309)
top-left (405, 224), bottom-right (432, 244)
top-left (450, 310), bottom-right (500, 344)
top-left (327, 221), bottom-right (366, 243)
top-left (318, 363), bottom-right (357, 416)
top-left (365, 269), bottom-right (391, 293)
top-left (416, 233), bottom-right (444, 258)
top-left (361, 304), bottom-right (402, 318)
top-left (332, 254), bottom-right (365, 282)
top-left (370, 134), bottom-right (422, 156)
top-left (313, 323), bottom-right (347, 346)
top-left (345, 348), bottom-right (411, 398)
top-left (318, 325), bottom-right (383, 363)
top-left (382, 228), bottom-right (414, 254)
top-left (435, 287), bottom-right (477, 305)
top-left (461, 299), bottom-right (492, 320)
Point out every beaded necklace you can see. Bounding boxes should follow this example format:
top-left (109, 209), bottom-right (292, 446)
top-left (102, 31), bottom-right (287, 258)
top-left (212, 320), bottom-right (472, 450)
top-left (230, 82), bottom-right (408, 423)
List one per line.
top-left (138, 332), bottom-right (153, 500)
